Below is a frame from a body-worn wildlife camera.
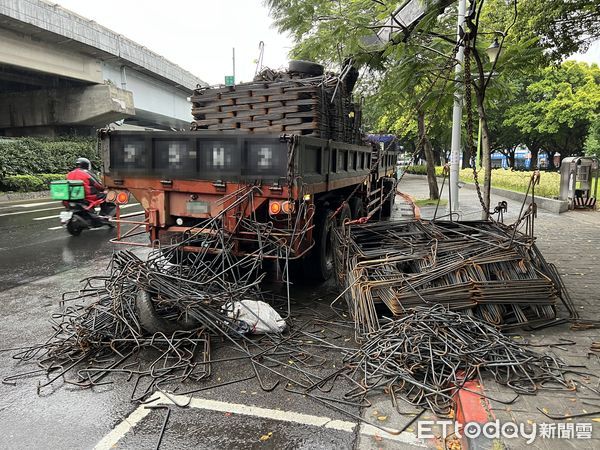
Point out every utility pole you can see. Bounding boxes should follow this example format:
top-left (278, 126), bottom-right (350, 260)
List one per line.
top-left (449, 0), bottom-right (466, 215)
top-left (232, 48), bottom-right (236, 84)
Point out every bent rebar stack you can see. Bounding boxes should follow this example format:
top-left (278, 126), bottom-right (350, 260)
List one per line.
top-left (334, 219), bottom-right (578, 336)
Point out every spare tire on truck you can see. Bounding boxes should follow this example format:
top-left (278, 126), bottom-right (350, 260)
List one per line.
top-left (288, 60), bottom-right (324, 76)
top-left (135, 289), bottom-right (199, 334)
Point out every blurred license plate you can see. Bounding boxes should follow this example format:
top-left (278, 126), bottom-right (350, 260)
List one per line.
top-left (186, 201), bottom-right (209, 214)
top-left (59, 211), bottom-right (73, 221)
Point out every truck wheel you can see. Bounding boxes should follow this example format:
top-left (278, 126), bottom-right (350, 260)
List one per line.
top-left (381, 179), bottom-right (396, 218)
top-left (289, 60), bottom-right (324, 76)
top-left (348, 197), bottom-right (366, 220)
top-left (337, 202), bottom-right (352, 226)
top-left (308, 209), bottom-right (335, 281)
top-left (135, 289), bottom-right (198, 334)
top-left (333, 203), bottom-right (351, 289)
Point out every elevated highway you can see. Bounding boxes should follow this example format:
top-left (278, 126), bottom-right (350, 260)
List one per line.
top-left (0, 0), bottom-right (207, 135)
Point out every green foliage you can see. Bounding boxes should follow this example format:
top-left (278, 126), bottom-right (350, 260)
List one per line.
top-left (0, 173), bottom-right (65, 192)
top-left (0, 137), bottom-right (98, 179)
top-left (585, 118), bottom-right (600, 158)
top-left (524, 0), bottom-right (600, 61)
top-left (415, 198), bottom-right (448, 207)
top-left (38, 173), bottom-right (68, 186)
top-left (1, 175), bottom-right (45, 192)
top-left (503, 61), bottom-right (600, 156)
top-left (266, 0), bottom-right (600, 167)
top-left (406, 165), bottom-right (445, 177)
top-left (0, 173), bottom-right (66, 192)
top-left (265, 0), bottom-right (390, 65)
top-left (459, 168), bottom-right (561, 199)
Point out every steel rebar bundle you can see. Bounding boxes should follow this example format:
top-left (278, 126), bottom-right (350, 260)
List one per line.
top-left (333, 219), bottom-right (578, 337)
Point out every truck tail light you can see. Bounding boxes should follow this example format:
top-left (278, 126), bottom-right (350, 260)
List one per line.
top-left (269, 200), bottom-right (294, 216)
top-left (116, 191), bottom-right (130, 204)
top-left (106, 190), bottom-right (117, 202)
top-left (107, 190), bottom-right (130, 205)
top-left (269, 201), bottom-right (281, 215)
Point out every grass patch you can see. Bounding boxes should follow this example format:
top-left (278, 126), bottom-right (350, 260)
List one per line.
top-left (415, 198), bottom-right (448, 207)
top-left (407, 166), bottom-right (560, 198)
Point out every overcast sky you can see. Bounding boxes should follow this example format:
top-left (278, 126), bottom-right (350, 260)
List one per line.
top-left (53, 0), bottom-right (294, 86)
top-left (53, 0), bottom-right (598, 87)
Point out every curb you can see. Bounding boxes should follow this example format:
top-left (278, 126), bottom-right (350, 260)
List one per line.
top-left (0, 190), bottom-right (51, 203)
top-left (454, 380), bottom-right (499, 450)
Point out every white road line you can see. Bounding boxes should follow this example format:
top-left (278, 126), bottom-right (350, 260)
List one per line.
top-left (30, 204), bottom-right (140, 221)
top-left (33, 214), bottom-right (60, 221)
top-left (359, 423), bottom-right (424, 445)
top-left (0, 201), bottom-right (59, 210)
top-left (94, 395), bottom-right (162, 450)
top-left (94, 392), bottom-right (425, 449)
top-left (0, 206), bottom-right (63, 218)
top-left (47, 226), bottom-right (63, 230)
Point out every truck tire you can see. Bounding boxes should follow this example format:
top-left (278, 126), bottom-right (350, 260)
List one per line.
top-left (381, 179), bottom-right (396, 218)
top-left (288, 60), bottom-right (324, 76)
top-left (348, 197), bottom-right (366, 220)
top-left (307, 208), bottom-right (335, 281)
top-left (337, 202), bottom-right (352, 226)
top-left (135, 289), bottom-right (198, 334)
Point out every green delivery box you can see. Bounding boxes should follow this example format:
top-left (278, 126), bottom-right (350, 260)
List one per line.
top-left (50, 180), bottom-right (85, 201)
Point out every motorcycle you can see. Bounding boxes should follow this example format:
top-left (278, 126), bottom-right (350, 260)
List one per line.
top-left (60, 198), bottom-right (117, 236)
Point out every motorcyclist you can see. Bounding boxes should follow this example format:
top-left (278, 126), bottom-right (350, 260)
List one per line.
top-left (67, 158), bottom-right (105, 203)
top-left (66, 158), bottom-right (114, 217)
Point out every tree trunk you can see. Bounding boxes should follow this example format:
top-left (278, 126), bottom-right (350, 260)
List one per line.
top-left (417, 111), bottom-right (439, 200)
top-left (476, 102), bottom-right (492, 220)
top-left (508, 149), bottom-right (515, 168)
top-left (530, 147), bottom-right (540, 169)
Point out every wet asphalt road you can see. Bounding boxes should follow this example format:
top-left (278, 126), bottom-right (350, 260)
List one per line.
top-left (0, 197), bottom-right (409, 450)
top-left (0, 198), bottom-right (143, 291)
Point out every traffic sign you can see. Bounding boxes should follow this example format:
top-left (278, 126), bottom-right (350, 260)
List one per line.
top-left (224, 75), bottom-right (235, 86)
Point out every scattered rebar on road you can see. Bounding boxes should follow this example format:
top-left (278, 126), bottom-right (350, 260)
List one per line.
top-left (4, 214), bottom-right (595, 441)
top-left (343, 305), bottom-right (573, 416)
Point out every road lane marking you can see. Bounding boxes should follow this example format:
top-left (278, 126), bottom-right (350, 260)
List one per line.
top-left (0, 206), bottom-right (63, 218)
top-left (33, 214), bottom-right (60, 221)
top-left (31, 204), bottom-right (140, 221)
top-left (94, 392), bottom-right (425, 449)
top-left (94, 395), bottom-right (161, 450)
top-left (0, 201), bottom-right (60, 210)
top-left (47, 226), bottom-right (63, 230)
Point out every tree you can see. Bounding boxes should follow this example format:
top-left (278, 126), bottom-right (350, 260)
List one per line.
top-left (265, 0), bottom-right (600, 211)
top-left (585, 118), bottom-right (600, 158)
top-left (525, 0), bottom-right (600, 61)
top-left (504, 61), bottom-right (600, 164)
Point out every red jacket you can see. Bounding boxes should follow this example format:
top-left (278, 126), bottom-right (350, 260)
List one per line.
top-left (67, 168), bottom-right (104, 202)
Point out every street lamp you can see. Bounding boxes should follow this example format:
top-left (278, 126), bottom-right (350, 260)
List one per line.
top-left (486, 37), bottom-right (501, 63)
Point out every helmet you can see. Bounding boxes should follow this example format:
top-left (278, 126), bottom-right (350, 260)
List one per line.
top-left (76, 157), bottom-right (91, 170)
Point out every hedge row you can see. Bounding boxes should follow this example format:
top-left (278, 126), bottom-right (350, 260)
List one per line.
top-left (0, 174), bottom-right (66, 192)
top-left (405, 165), bottom-right (560, 198)
top-left (0, 137), bottom-right (99, 179)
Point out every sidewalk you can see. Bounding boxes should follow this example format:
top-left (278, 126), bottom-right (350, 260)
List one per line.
top-left (0, 190), bottom-right (50, 203)
top-left (393, 175), bottom-right (600, 449)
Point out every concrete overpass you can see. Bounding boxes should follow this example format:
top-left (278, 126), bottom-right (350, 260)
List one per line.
top-left (0, 0), bottom-right (207, 136)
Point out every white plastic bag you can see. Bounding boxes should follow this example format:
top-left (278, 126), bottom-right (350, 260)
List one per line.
top-left (226, 300), bottom-right (286, 334)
